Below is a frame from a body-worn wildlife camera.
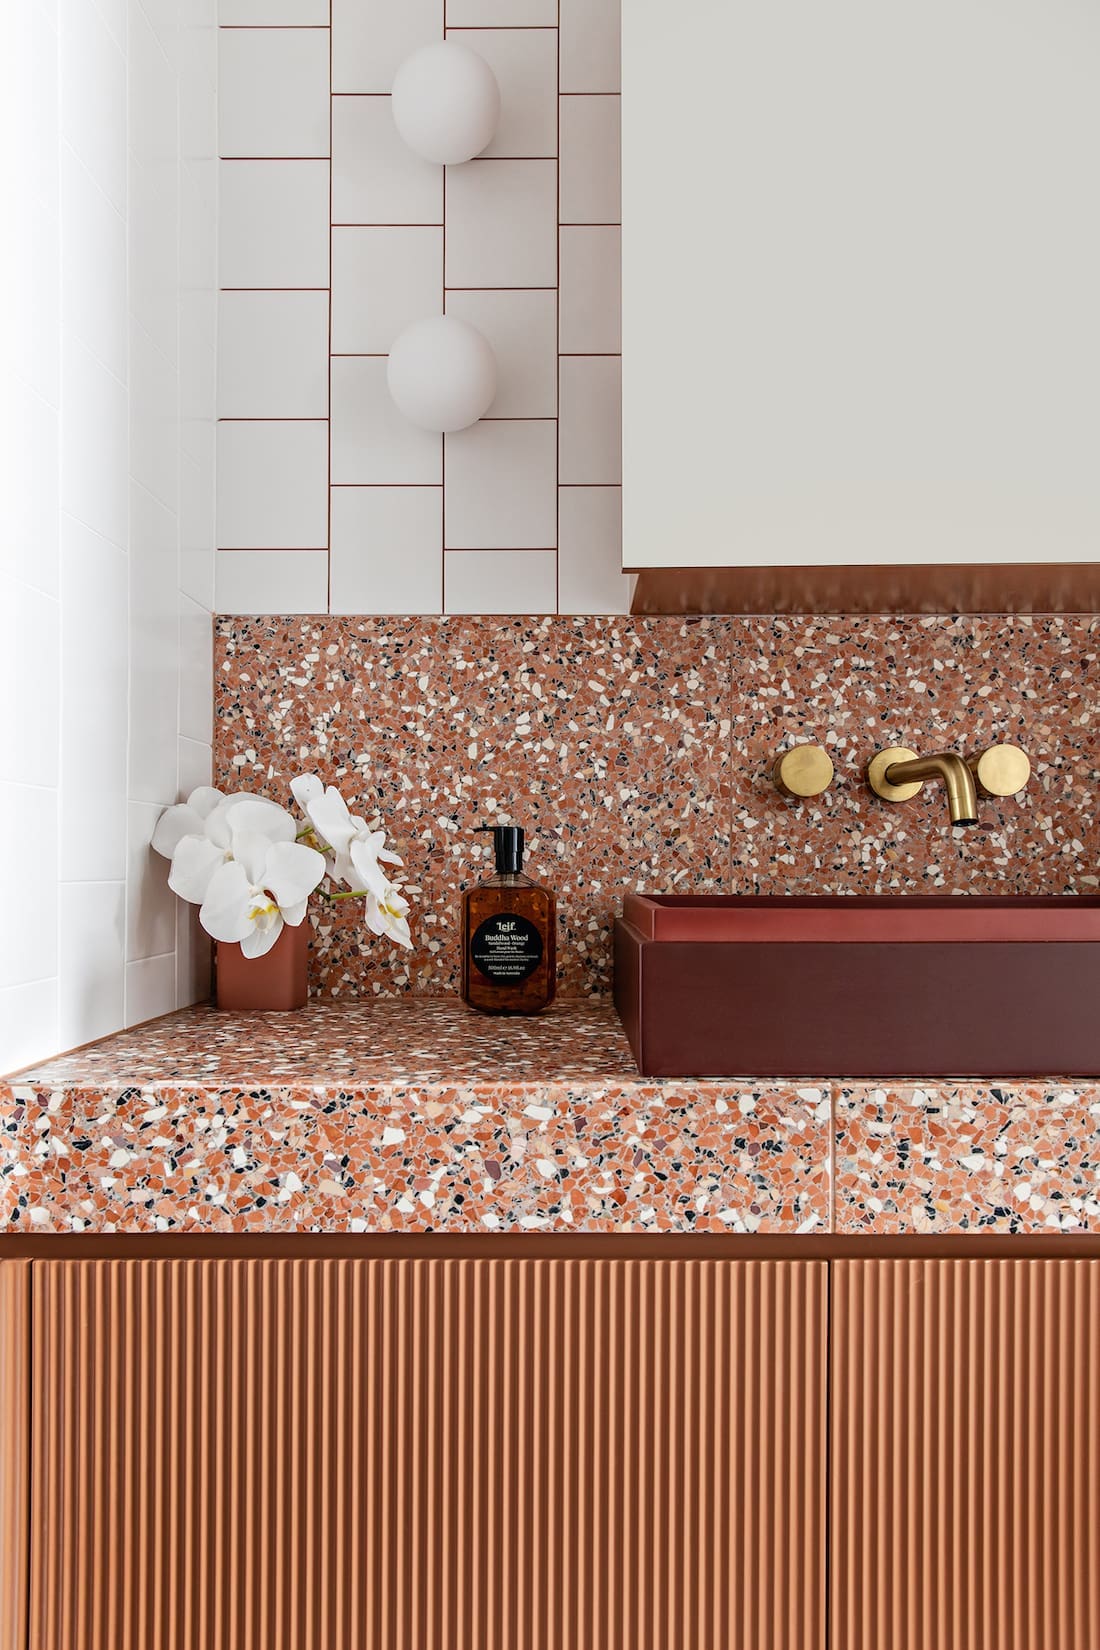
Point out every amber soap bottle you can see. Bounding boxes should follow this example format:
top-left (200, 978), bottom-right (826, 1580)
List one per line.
top-left (461, 825), bottom-right (557, 1015)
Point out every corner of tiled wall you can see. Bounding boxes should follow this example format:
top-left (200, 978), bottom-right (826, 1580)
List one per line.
top-left (214, 0), bottom-right (630, 618)
top-left (0, 0), bottom-right (218, 1071)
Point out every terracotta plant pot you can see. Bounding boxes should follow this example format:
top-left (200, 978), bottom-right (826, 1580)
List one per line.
top-left (215, 920), bottom-right (309, 1011)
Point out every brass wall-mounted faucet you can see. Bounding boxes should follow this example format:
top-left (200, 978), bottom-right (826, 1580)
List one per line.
top-left (867, 742), bottom-right (1029, 828)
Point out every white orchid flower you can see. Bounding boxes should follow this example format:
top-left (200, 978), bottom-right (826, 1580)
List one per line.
top-left (164, 792), bottom-right (301, 910)
top-left (364, 880), bottom-right (413, 950)
top-left (197, 830), bottom-right (326, 958)
top-left (151, 786), bottom-right (225, 857)
top-left (292, 776), bottom-right (402, 892)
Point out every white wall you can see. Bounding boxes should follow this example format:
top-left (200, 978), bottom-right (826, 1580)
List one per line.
top-left (214, 0), bottom-right (629, 617)
top-left (0, 0), bottom-right (218, 1072)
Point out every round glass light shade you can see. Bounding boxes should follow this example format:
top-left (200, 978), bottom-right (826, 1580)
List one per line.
top-left (391, 42), bottom-right (501, 165)
top-left (386, 316), bottom-right (497, 433)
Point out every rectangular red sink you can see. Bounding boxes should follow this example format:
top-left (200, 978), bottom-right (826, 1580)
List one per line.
top-left (614, 894), bottom-right (1100, 1078)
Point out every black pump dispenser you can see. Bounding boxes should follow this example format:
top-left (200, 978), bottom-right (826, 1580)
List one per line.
top-left (476, 823), bottom-right (524, 876)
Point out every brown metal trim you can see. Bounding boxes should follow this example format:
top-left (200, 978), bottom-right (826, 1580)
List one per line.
top-left (629, 562), bottom-right (1100, 616)
top-left (4, 1233), bottom-right (1100, 1261)
top-left (0, 1261), bottom-right (29, 1650)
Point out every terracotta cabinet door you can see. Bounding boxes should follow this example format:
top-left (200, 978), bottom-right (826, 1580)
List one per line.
top-left (831, 1258), bottom-right (1100, 1650)
top-left (28, 1256), bottom-right (826, 1650)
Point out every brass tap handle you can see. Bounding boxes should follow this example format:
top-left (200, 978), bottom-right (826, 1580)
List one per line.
top-left (773, 744), bottom-right (835, 799)
top-left (973, 743), bottom-right (1030, 797)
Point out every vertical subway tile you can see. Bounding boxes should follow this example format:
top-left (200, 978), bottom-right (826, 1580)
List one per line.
top-left (444, 420), bottom-right (557, 548)
top-left (559, 356), bottom-right (622, 484)
top-left (217, 290), bottom-right (330, 418)
top-left (331, 97), bottom-right (443, 225)
top-left (332, 0), bottom-right (439, 95)
top-left (215, 550), bottom-right (330, 614)
top-left (445, 159), bottom-right (557, 287)
top-left (445, 28), bottom-right (558, 158)
top-left (329, 488), bottom-right (443, 615)
top-left (216, 420), bottom-right (330, 547)
top-left (559, 0), bottom-right (621, 93)
top-left (560, 95), bottom-right (620, 222)
top-left (445, 290), bottom-right (557, 417)
top-left (218, 28), bottom-right (330, 158)
top-left (219, 160), bottom-right (330, 287)
top-left (330, 358), bottom-right (442, 485)
top-left (557, 487), bottom-right (631, 615)
top-left (559, 226), bottom-right (621, 353)
top-left (443, 550), bottom-right (558, 616)
top-left (331, 226), bottom-right (443, 354)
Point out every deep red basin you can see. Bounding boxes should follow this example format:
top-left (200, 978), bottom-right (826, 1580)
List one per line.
top-left (614, 895), bottom-right (1100, 1078)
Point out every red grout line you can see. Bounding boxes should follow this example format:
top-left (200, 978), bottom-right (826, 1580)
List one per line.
top-left (331, 222), bottom-right (445, 229)
top-left (560, 222), bottom-right (621, 228)
top-left (331, 483), bottom-right (445, 489)
top-left (559, 353), bottom-right (622, 358)
top-left (443, 547), bottom-right (560, 554)
top-left (446, 286), bottom-right (557, 292)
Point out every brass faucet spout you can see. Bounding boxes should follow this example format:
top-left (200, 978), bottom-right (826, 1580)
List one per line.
top-left (884, 751), bottom-right (979, 827)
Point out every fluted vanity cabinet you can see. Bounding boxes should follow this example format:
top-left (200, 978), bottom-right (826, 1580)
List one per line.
top-left (23, 1256), bottom-right (828, 1650)
top-left (0, 1263), bottom-right (29, 1650)
top-left (830, 1260), bottom-right (1100, 1650)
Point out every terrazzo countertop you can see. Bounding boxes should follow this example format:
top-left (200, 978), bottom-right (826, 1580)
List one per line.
top-left (2, 998), bottom-right (1098, 1236)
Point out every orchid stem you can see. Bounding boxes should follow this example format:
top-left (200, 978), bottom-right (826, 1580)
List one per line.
top-left (319, 888), bottom-right (369, 902)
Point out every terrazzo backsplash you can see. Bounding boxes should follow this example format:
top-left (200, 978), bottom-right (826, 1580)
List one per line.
top-left (214, 613), bottom-right (1100, 999)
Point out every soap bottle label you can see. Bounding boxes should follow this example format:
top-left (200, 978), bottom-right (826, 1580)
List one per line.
top-left (470, 912), bottom-right (543, 984)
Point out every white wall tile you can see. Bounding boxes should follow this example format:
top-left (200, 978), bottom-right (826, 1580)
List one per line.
top-left (58, 881), bottom-right (126, 1050)
top-left (129, 506), bottom-right (181, 807)
top-left (181, 427), bottom-right (216, 605)
top-left (218, 290), bottom-right (329, 417)
top-left (331, 226), bottom-right (442, 355)
top-left (332, 0), bottom-right (438, 95)
top-left (445, 160), bottom-right (556, 287)
top-left (446, 0), bottom-right (555, 24)
top-left (559, 0), bottom-right (621, 93)
top-left (330, 358), bottom-right (441, 484)
top-left (61, 147), bottom-right (127, 382)
top-left (444, 550), bottom-right (557, 615)
top-left (125, 952), bottom-right (178, 1026)
top-left (0, 381), bottom-right (60, 596)
top-left (446, 29), bottom-right (557, 158)
top-left (130, 322), bottom-right (181, 513)
top-left (60, 340), bottom-right (128, 546)
top-left (218, 27), bottom-right (330, 158)
top-left (330, 487), bottom-right (442, 613)
top-left (560, 95), bottom-right (620, 223)
top-left (444, 420), bottom-right (556, 548)
top-left (332, 96), bottom-right (443, 225)
top-left (126, 800), bottom-right (177, 960)
top-left (179, 594), bottom-right (213, 743)
top-left (220, 0), bottom-right (328, 20)
top-left (177, 735), bottom-right (213, 800)
top-left (216, 549), bottom-right (329, 612)
top-left (59, 518), bottom-right (128, 874)
top-left (0, 576), bottom-right (60, 789)
top-left (219, 159), bottom-right (330, 287)
top-left (0, 980), bottom-right (60, 1076)
top-left (176, 900), bottom-right (212, 1007)
top-left (129, 1), bottom-right (178, 181)
top-left (216, 420), bottom-right (330, 546)
top-left (129, 152), bottom-right (180, 369)
top-left (181, 288), bottom-right (217, 443)
top-left (446, 290), bottom-right (557, 418)
top-left (559, 355), bottom-right (622, 484)
top-left (559, 226), bottom-right (621, 353)
top-left (0, 783), bottom-right (58, 992)
top-left (557, 486), bottom-right (630, 614)
top-left (60, 0), bottom-right (127, 212)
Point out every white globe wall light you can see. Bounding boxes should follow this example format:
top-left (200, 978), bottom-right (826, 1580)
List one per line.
top-left (391, 42), bottom-right (501, 165)
top-left (387, 316), bottom-right (497, 433)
